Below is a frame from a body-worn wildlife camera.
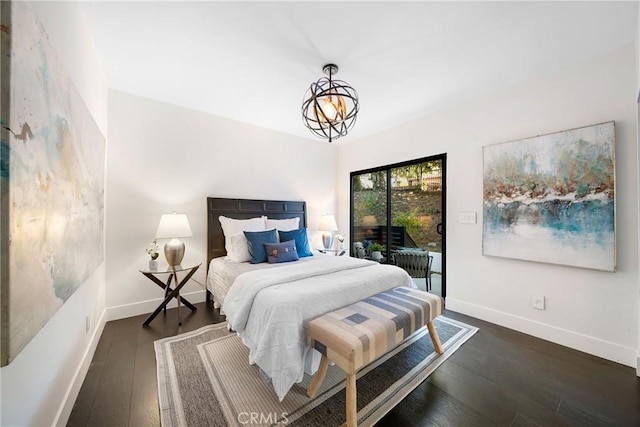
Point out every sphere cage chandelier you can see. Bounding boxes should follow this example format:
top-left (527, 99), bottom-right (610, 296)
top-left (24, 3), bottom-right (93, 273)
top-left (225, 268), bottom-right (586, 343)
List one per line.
top-left (301, 64), bottom-right (359, 143)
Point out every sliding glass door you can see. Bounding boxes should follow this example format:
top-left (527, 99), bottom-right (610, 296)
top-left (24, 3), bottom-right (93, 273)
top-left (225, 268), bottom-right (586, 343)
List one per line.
top-left (350, 154), bottom-right (446, 297)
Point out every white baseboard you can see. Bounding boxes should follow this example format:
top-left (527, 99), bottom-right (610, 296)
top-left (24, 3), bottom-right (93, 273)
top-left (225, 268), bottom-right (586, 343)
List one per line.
top-left (106, 289), bottom-right (207, 321)
top-left (446, 297), bottom-right (637, 368)
top-left (53, 308), bottom-right (107, 427)
top-left (53, 289), bottom-right (208, 425)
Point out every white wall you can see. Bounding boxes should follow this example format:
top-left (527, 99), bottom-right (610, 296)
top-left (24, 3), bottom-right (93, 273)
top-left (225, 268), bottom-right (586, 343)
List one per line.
top-left (105, 90), bottom-right (337, 319)
top-left (636, 1), bottom-right (640, 375)
top-left (0, 2), bottom-right (108, 426)
top-left (637, 1), bottom-right (640, 100)
top-left (338, 44), bottom-right (638, 367)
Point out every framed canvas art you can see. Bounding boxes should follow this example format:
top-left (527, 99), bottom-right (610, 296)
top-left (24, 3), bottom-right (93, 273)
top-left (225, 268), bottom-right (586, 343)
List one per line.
top-left (0, 1), bottom-right (105, 365)
top-left (482, 122), bottom-right (615, 271)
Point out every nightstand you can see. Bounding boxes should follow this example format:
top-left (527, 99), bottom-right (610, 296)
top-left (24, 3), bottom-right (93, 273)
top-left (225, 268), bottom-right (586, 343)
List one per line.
top-left (139, 263), bottom-right (201, 326)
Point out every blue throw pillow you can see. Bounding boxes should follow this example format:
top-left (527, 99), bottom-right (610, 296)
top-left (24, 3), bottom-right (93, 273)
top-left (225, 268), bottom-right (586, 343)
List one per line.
top-left (278, 227), bottom-right (313, 258)
top-left (265, 240), bottom-right (299, 264)
top-left (244, 229), bottom-right (278, 264)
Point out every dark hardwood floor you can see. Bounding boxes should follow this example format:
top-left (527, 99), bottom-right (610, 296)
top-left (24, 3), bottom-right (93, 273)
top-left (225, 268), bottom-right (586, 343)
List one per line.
top-left (68, 303), bottom-right (639, 426)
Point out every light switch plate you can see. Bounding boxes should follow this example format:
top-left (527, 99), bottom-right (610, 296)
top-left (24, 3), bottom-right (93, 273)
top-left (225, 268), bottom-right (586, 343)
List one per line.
top-left (458, 212), bottom-right (477, 224)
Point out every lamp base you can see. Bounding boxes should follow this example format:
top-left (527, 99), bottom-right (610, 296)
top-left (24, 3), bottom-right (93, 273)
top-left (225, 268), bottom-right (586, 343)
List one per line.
top-left (164, 238), bottom-right (185, 267)
top-left (322, 232), bottom-right (333, 250)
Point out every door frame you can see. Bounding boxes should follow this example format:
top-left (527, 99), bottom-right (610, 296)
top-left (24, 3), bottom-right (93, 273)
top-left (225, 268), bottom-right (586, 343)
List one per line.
top-left (349, 153), bottom-right (447, 298)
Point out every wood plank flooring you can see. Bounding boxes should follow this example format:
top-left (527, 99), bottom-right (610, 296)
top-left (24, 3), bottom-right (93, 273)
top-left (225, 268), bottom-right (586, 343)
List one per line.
top-left (67, 304), bottom-right (639, 426)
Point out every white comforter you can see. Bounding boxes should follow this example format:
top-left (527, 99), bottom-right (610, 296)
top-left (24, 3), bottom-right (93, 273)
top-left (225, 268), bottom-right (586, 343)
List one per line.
top-left (222, 256), bottom-right (414, 400)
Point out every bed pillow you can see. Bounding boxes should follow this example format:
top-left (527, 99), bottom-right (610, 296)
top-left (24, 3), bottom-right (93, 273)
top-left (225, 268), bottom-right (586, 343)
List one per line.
top-left (219, 216), bottom-right (266, 260)
top-left (226, 233), bottom-right (252, 263)
top-left (265, 217), bottom-right (300, 232)
top-left (244, 229), bottom-right (278, 264)
top-left (264, 240), bottom-right (299, 264)
top-left (278, 227), bottom-right (313, 258)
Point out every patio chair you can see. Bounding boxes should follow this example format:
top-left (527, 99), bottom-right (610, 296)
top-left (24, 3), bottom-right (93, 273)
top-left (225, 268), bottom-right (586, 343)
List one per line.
top-left (393, 250), bottom-right (434, 291)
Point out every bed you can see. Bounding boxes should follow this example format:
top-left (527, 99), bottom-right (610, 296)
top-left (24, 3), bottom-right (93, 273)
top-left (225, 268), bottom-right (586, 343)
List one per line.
top-left (205, 197), bottom-right (414, 400)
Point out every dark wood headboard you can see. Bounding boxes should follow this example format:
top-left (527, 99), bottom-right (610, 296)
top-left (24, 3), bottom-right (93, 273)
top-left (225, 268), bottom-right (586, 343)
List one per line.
top-left (206, 197), bottom-right (307, 266)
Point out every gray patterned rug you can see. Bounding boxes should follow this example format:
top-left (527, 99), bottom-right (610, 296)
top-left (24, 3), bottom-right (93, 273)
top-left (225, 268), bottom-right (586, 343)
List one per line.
top-left (155, 316), bottom-right (477, 427)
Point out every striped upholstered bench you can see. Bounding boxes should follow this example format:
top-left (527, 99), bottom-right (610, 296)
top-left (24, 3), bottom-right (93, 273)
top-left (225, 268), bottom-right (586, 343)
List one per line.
top-left (306, 287), bottom-right (443, 427)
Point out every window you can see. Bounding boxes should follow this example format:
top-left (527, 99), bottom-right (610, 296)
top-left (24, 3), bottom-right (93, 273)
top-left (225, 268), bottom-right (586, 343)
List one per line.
top-left (352, 170), bottom-right (387, 258)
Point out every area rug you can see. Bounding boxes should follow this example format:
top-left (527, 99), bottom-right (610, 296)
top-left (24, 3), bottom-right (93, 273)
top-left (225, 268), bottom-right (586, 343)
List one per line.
top-left (155, 317), bottom-right (477, 427)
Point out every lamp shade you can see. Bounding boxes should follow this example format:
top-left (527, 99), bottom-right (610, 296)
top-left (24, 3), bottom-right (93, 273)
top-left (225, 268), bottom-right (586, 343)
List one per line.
top-left (318, 214), bottom-right (338, 232)
top-left (156, 213), bottom-right (192, 239)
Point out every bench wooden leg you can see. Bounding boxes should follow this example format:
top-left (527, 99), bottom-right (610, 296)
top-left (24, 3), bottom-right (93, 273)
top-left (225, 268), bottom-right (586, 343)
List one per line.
top-left (307, 355), bottom-right (329, 398)
top-left (427, 320), bottom-right (444, 354)
top-left (346, 372), bottom-right (357, 427)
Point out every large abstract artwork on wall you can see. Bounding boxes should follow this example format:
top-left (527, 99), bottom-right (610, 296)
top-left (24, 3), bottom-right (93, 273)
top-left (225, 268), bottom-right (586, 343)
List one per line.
top-left (482, 122), bottom-right (615, 272)
top-left (0, 2), bottom-right (105, 365)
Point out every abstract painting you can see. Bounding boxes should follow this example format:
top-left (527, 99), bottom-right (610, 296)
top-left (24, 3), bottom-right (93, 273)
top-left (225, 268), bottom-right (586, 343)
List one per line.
top-left (0, 1), bottom-right (105, 365)
top-left (482, 122), bottom-right (615, 271)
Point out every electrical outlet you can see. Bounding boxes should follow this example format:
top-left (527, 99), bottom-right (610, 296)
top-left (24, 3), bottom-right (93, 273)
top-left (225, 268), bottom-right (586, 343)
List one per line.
top-left (85, 315), bottom-right (91, 333)
top-left (531, 295), bottom-right (545, 310)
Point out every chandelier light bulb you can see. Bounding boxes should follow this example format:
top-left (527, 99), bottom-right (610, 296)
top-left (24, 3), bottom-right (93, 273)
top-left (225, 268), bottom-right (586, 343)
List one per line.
top-left (320, 97), bottom-right (338, 121)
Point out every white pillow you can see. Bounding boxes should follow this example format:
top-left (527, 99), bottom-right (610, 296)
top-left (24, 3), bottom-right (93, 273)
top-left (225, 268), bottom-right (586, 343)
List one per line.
top-left (218, 216), bottom-right (266, 260)
top-left (265, 217), bottom-right (300, 232)
top-left (227, 233), bottom-right (251, 263)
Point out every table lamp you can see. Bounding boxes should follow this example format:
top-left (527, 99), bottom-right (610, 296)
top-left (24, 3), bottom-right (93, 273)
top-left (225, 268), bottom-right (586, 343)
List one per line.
top-left (155, 212), bottom-right (193, 267)
top-left (318, 214), bottom-right (338, 249)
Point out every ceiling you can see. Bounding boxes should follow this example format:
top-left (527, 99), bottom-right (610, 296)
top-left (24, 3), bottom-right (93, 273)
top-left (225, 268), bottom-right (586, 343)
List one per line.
top-left (81, 1), bottom-right (637, 144)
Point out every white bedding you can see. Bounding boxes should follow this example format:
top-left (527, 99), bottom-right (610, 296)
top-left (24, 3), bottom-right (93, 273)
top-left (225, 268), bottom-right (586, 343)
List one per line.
top-left (220, 255), bottom-right (414, 401)
top-left (206, 255), bottom-right (321, 311)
